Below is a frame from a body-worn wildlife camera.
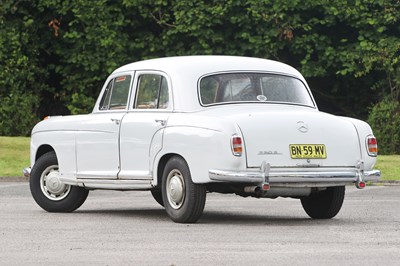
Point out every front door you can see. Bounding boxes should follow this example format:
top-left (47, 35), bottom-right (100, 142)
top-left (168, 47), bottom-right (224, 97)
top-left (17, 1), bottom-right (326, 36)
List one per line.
top-left (76, 74), bottom-right (133, 179)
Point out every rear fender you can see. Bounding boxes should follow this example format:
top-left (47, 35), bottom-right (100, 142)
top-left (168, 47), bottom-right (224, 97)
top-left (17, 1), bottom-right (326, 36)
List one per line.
top-left (340, 117), bottom-right (377, 170)
top-left (154, 126), bottom-right (246, 184)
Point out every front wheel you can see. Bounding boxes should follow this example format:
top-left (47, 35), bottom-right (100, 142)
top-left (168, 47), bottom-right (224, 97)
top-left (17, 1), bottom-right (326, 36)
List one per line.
top-left (161, 156), bottom-right (206, 223)
top-left (300, 186), bottom-right (345, 219)
top-left (30, 151), bottom-right (89, 212)
top-left (150, 189), bottom-right (164, 207)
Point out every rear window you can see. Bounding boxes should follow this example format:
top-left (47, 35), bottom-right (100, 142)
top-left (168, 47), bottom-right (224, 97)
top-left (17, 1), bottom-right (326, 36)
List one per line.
top-left (199, 73), bottom-right (314, 107)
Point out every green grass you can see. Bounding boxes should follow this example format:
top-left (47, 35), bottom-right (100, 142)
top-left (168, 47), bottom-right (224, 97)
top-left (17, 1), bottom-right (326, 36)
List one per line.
top-left (0, 136), bottom-right (30, 177)
top-left (0, 136), bottom-right (399, 180)
top-left (375, 155), bottom-right (400, 181)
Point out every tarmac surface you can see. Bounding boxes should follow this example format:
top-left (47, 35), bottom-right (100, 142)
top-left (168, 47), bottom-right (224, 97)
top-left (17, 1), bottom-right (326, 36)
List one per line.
top-left (1, 181), bottom-right (399, 265)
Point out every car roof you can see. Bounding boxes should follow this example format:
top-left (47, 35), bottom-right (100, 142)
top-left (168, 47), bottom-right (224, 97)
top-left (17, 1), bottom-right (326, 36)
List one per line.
top-left (113, 55), bottom-right (302, 78)
top-left (112, 56), bottom-right (308, 112)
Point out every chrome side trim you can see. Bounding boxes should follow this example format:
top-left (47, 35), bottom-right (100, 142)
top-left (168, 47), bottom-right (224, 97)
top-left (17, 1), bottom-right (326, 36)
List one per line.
top-left (59, 177), bottom-right (153, 190)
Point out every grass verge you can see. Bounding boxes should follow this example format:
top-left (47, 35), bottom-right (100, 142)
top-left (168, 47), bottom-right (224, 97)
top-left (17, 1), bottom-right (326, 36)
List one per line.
top-left (0, 136), bottom-right (30, 177)
top-left (0, 136), bottom-right (399, 180)
top-left (375, 155), bottom-right (400, 181)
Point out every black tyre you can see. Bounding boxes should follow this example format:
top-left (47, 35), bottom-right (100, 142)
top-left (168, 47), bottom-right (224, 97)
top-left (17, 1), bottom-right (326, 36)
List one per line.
top-left (301, 186), bottom-right (345, 219)
top-left (161, 156), bottom-right (206, 223)
top-left (29, 151), bottom-right (89, 212)
top-left (151, 189), bottom-right (164, 207)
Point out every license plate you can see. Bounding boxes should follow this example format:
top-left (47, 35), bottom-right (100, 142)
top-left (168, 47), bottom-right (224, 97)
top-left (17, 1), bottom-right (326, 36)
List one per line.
top-left (289, 144), bottom-right (327, 159)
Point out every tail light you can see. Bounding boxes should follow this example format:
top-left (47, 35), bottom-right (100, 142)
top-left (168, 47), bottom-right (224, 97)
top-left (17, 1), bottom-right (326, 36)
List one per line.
top-left (231, 135), bottom-right (243, 156)
top-left (366, 135), bottom-right (378, 157)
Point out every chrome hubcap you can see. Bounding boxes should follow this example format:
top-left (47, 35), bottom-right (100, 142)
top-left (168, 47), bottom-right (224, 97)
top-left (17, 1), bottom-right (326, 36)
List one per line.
top-left (166, 169), bottom-right (185, 209)
top-left (40, 165), bottom-right (71, 201)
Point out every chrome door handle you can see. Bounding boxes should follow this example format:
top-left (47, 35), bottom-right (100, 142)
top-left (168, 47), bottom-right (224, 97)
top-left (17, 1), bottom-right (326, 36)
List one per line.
top-left (111, 118), bottom-right (121, 125)
top-left (155, 119), bottom-right (166, 126)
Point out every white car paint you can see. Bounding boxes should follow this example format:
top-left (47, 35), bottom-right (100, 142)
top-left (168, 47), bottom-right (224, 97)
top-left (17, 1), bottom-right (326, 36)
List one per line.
top-left (29, 56), bottom-right (380, 192)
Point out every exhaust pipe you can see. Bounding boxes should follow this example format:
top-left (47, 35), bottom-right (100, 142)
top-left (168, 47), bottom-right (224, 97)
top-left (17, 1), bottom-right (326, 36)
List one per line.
top-left (244, 186), bottom-right (258, 193)
top-left (244, 186), bottom-right (312, 198)
top-left (244, 186), bottom-right (264, 197)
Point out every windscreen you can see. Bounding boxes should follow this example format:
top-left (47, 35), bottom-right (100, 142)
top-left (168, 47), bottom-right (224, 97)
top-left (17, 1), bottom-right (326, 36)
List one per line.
top-left (199, 73), bottom-right (314, 107)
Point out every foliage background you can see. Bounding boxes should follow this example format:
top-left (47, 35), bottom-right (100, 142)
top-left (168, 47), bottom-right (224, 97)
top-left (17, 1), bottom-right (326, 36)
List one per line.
top-left (0, 0), bottom-right (399, 153)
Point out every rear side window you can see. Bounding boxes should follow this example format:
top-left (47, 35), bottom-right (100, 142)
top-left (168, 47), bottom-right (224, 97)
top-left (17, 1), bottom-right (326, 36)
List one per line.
top-left (135, 74), bottom-right (169, 109)
top-left (99, 75), bottom-right (132, 110)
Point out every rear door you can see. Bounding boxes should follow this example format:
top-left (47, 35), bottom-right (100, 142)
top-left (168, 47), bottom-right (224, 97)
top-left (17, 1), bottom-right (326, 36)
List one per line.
top-left (118, 71), bottom-right (172, 179)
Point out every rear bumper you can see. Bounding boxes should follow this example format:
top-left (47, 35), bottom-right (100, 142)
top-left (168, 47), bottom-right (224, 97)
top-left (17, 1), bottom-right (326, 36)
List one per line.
top-left (209, 162), bottom-right (380, 188)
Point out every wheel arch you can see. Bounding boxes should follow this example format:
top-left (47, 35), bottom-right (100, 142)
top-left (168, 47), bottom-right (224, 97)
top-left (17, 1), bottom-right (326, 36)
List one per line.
top-left (35, 144), bottom-right (56, 162)
top-left (155, 153), bottom-right (185, 187)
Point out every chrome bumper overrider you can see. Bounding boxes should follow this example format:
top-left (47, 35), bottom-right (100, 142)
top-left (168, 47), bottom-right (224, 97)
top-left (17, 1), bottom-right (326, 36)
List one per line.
top-left (23, 167), bottom-right (31, 177)
top-left (209, 161), bottom-right (381, 189)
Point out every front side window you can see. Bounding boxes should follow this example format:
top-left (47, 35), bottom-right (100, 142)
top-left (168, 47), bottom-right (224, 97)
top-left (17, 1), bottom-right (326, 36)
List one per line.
top-left (99, 75), bottom-right (132, 110)
top-left (135, 74), bottom-right (169, 109)
top-left (199, 73), bottom-right (314, 107)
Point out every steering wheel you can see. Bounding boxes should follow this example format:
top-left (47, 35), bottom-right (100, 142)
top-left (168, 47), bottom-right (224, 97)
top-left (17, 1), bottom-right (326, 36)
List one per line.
top-left (239, 85), bottom-right (257, 101)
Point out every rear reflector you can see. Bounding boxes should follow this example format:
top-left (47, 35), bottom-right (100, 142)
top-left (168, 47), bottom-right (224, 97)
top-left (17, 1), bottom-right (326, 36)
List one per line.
top-left (231, 135), bottom-right (243, 156)
top-left (357, 181), bottom-right (366, 189)
top-left (366, 136), bottom-right (378, 157)
top-left (262, 184), bottom-right (270, 191)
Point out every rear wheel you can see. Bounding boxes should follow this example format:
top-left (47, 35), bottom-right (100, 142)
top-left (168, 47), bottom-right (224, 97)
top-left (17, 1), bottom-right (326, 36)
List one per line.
top-left (161, 156), bottom-right (206, 223)
top-left (301, 186), bottom-right (345, 219)
top-left (30, 151), bottom-right (89, 212)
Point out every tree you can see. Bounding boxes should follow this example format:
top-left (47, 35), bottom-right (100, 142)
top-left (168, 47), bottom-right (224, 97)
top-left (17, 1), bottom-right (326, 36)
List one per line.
top-left (0, 1), bottom-right (43, 135)
top-left (0, 0), bottom-right (399, 138)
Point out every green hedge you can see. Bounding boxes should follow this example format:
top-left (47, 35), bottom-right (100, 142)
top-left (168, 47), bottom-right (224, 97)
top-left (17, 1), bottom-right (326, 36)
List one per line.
top-left (0, 92), bottom-right (39, 136)
top-left (1, 0), bottom-right (399, 136)
top-left (368, 98), bottom-right (400, 155)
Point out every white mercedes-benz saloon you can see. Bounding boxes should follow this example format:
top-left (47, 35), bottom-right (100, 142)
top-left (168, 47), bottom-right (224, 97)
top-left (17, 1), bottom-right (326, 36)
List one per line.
top-left (25, 56), bottom-right (380, 223)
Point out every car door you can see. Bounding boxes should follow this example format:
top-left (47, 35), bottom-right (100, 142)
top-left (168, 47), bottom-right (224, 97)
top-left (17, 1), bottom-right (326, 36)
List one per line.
top-left (75, 73), bottom-right (133, 179)
top-left (118, 71), bottom-right (172, 179)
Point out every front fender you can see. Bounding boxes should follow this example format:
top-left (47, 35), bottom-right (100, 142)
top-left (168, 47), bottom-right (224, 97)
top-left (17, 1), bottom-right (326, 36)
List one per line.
top-left (31, 131), bottom-right (76, 181)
